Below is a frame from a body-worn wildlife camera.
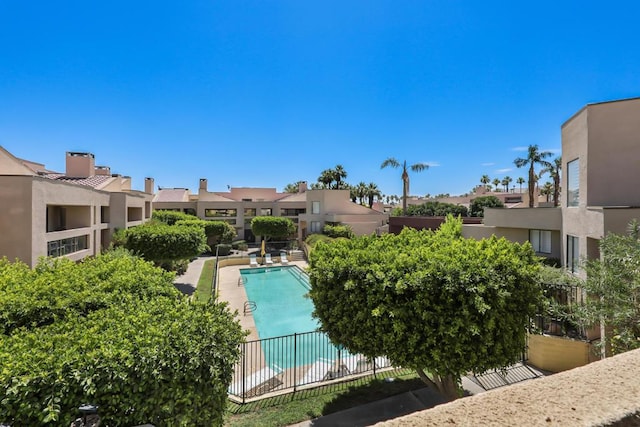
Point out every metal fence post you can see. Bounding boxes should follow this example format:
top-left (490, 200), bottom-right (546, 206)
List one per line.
top-left (293, 333), bottom-right (297, 392)
top-left (241, 342), bottom-right (246, 404)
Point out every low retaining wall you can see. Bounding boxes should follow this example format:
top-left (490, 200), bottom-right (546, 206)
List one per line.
top-left (527, 334), bottom-right (597, 372)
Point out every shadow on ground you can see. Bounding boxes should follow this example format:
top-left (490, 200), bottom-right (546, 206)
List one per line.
top-left (174, 283), bottom-right (195, 296)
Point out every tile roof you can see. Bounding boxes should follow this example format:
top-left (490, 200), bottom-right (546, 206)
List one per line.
top-left (43, 174), bottom-right (114, 189)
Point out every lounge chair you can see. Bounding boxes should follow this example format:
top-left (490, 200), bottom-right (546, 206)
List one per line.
top-left (265, 253), bottom-right (274, 266)
top-left (280, 252), bottom-right (289, 265)
top-left (296, 360), bottom-right (334, 386)
top-left (229, 366), bottom-right (283, 397)
top-left (249, 254), bottom-right (258, 267)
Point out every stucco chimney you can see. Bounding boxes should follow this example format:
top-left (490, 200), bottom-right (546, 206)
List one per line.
top-left (145, 177), bottom-right (154, 194)
top-left (94, 165), bottom-right (111, 176)
top-left (66, 152), bottom-right (95, 178)
top-left (298, 181), bottom-right (308, 193)
top-left (199, 178), bottom-right (208, 191)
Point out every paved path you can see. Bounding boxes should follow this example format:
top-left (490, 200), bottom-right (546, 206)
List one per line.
top-left (173, 255), bottom-right (215, 295)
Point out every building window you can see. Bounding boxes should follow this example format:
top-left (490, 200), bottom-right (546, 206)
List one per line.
top-left (260, 208), bottom-right (272, 216)
top-left (244, 208), bottom-right (257, 216)
top-left (567, 158), bottom-right (579, 207)
top-left (281, 208), bottom-right (306, 216)
top-left (567, 235), bottom-right (579, 273)
top-left (310, 221), bottom-right (322, 233)
top-left (204, 208), bottom-right (237, 217)
top-left (47, 235), bottom-right (89, 257)
top-left (530, 230), bottom-right (552, 254)
top-left (312, 201), bottom-right (320, 214)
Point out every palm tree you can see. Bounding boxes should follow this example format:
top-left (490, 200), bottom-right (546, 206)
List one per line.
top-left (317, 169), bottom-right (333, 189)
top-left (502, 176), bottom-right (513, 192)
top-left (540, 182), bottom-right (553, 202)
top-left (380, 158), bottom-right (429, 215)
top-left (480, 174), bottom-right (490, 187)
top-left (332, 165), bottom-right (348, 189)
top-left (355, 182), bottom-right (367, 205)
top-left (348, 184), bottom-right (358, 203)
top-left (492, 178), bottom-right (501, 192)
top-left (366, 182), bottom-right (381, 208)
top-left (514, 145), bottom-right (553, 207)
top-left (541, 156), bottom-right (562, 207)
top-left (516, 177), bottom-right (525, 193)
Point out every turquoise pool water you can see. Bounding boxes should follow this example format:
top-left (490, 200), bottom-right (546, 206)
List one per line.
top-left (240, 266), bottom-right (339, 369)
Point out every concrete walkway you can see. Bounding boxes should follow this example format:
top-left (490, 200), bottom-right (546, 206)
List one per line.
top-left (173, 255), bottom-right (215, 295)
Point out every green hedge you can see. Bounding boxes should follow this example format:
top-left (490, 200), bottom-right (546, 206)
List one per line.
top-left (0, 250), bottom-right (244, 426)
top-left (175, 219), bottom-right (236, 244)
top-left (0, 250), bottom-right (178, 335)
top-left (152, 210), bottom-right (198, 225)
top-left (322, 224), bottom-right (354, 238)
top-left (124, 223), bottom-right (208, 262)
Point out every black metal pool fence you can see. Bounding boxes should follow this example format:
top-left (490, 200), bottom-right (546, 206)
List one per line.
top-left (228, 330), bottom-right (392, 403)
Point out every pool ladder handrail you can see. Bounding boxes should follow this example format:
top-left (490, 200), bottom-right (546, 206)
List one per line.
top-left (238, 276), bottom-right (244, 287)
top-left (244, 300), bottom-right (257, 316)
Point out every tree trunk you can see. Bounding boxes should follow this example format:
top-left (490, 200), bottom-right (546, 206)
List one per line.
top-left (528, 165), bottom-right (535, 208)
top-left (416, 369), bottom-right (460, 401)
top-left (402, 172), bottom-right (409, 215)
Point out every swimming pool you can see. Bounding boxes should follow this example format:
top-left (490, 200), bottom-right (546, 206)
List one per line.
top-left (240, 266), bottom-right (340, 369)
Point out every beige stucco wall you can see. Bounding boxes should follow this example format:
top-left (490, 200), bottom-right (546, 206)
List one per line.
top-left (483, 207), bottom-right (561, 230)
top-left (32, 178), bottom-right (111, 266)
top-left (586, 98), bottom-right (640, 207)
top-left (0, 176), bottom-right (33, 263)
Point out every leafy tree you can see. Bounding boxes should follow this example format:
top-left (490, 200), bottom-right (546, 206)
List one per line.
top-left (381, 158), bottom-right (429, 215)
top-left (124, 223), bottom-right (208, 263)
top-left (516, 177), bottom-right (525, 192)
top-left (152, 210), bottom-right (198, 225)
top-left (578, 221), bottom-right (640, 357)
top-left (0, 251), bottom-right (244, 426)
top-left (514, 145), bottom-right (553, 207)
top-left (404, 201), bottom-right (468, 217)
top-left (308, 217), bottom-right (542, 399)
top-left (469, 195), bottom-right (504, 217)
top-left (541, 156), bottom-right (562, 207)
top-left (175, 219), bottom-right (236, 245)
top-left (251, 216), bottom-right (296, 240)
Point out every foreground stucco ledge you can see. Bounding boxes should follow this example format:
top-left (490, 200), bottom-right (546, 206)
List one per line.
top-left (377, 348), bottom-right (640, 427)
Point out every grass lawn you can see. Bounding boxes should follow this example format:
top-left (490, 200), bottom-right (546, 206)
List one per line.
top-left (225, 369), bottom-right (422, 427)
top-left (193, 259), bottom-right (215, 303)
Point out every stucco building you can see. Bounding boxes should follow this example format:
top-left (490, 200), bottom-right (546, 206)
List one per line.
top-left (153, 180), bottom-right (388, 242)
top-left (0, 148), bottom-right (153, 266)
top-left (461, 97), bottom-right (640, 272)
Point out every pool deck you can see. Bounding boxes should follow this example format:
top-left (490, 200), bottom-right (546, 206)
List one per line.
top-left (217, 260), bottom-right (309, 342)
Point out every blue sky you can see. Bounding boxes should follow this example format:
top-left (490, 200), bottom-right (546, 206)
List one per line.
top-left (1, 2), bottom-right (639, 197)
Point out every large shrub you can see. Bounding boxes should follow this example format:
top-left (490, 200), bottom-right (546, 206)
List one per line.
top-left (251, 216), bottom-right (296, 240)
top-left (322, 224), bottom-right (354, 238)
top-left (124, 223), bottom-right (208, 262)
top-left (469, 195), bottom-right (504, 217)
top-left (404, 201), bottom-right (469, 217)
top-left (152, 210), bottom-right (198, 225)
top-left (0, 251), bottom-right (244, 426)
top-left (176, 219), bottom-right (237, 244)
top-left (308, 216), bottom-right (541, 399)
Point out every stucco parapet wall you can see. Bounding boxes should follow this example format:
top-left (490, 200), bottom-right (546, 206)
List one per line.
top-left (483, 206), bottom-right (561, 230)
top-left (377, 348), bottom-right (640, 427)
